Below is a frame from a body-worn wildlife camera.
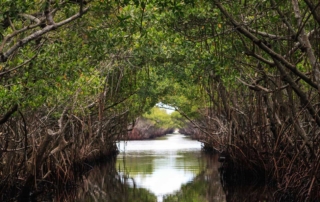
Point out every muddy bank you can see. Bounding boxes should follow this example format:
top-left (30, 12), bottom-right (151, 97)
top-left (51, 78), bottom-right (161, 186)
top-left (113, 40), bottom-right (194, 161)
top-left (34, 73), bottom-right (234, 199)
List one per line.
top-left (126, 118), bottom-right (174, 140)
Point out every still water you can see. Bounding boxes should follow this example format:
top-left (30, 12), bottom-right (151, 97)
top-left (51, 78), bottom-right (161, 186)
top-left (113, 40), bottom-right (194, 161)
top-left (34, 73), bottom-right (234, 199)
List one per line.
top-left (116, 133), bottom-right (226, 202)
top-left (75, 133), bottom-right (274, 201)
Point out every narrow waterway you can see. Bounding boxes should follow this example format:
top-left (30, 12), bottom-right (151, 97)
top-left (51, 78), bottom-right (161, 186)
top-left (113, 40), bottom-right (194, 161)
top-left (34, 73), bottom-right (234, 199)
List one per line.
top-left (116, 133), bottom-right (226, 202)
top-left (75, 133), bottom-right (275, 201)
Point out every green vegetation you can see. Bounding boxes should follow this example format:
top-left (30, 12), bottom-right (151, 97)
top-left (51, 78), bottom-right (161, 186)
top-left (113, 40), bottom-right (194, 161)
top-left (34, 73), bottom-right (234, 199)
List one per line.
top-left (142, 106), bottom-right (184, 129)
top-left (163, 179), bottom-right (208, 202)
top-left (1, 0), bottom-right (320, 200)
top-left (118, 154), bottom-right (155, 176)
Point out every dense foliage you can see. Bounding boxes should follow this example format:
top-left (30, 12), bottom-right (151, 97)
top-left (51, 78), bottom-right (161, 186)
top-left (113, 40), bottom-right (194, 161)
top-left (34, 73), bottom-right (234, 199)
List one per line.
top-left (1, 0), bottom-right (320, 200)
top-left (143, 107), bottom-right (183, 129)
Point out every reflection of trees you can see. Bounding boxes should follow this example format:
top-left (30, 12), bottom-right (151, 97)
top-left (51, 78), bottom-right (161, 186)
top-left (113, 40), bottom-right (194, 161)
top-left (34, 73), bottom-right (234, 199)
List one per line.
top-left (117, 154), bottom-right (155, 176)
top-left (219, 162), bottom-right (276, 202)
top-left (117, 150), bottom-right (205, 178)
top-left (163, 154), bottom-right (226, 202)
top-left (75, 152), bottom-right (227, 202)
top-left (75, 157), bottom-right (157, 202)
top-left (57, 153), bottom-right (275, 201)
top-left (175, 151), bottom-right (204, 174)
top-left (221, 184), bottom-right (275, 202)
top-left (163, 153), bottom-right (277, 202)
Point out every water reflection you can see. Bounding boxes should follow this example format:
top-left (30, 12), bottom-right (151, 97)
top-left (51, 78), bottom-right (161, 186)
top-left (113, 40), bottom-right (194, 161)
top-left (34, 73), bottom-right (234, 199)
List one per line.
top-left (75, 133), bottom-right (227, 202)
top-left (220, 165), bottom-right (276, 202)
top-left (163, 154), bottom-right (226, 202)
top-left (116, 133), bottom-right (226, 202)
top-left (75, 157), bottom-right (157, 202)
top-left (12, 135), bottom-right (278, 201)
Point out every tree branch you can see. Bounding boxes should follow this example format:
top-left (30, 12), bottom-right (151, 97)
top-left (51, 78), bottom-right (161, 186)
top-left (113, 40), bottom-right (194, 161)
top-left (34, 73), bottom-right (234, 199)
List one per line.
top-left (0, 104), bottom-right (18, 125)
top-left (213, 1), bottom-right (318, 90)
top-left (303, 0), bottom-right (320, 26)
top-left (0, 7), bottom-right (89, 63)
top-left (0, 40), bottom-right (45, 77)
top-left (247, 27), bottom-right (290, 40)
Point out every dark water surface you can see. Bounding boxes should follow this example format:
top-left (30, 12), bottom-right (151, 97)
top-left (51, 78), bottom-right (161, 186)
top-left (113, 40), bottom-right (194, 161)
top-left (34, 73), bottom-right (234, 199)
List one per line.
top-left (75, 133), bottom-right (227, 202)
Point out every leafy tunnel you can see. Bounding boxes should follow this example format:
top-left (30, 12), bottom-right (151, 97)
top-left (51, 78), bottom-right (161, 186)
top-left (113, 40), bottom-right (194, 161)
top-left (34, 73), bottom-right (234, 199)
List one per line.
top-left (0, 0), bottom-right (320, 200)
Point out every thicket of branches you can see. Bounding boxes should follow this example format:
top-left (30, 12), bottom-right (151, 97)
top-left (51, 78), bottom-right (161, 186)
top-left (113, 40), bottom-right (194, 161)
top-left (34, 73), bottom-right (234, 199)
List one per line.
top-left (0, 1), bottom-right (156, 199)
top-left (1, 0), bottom-right (320, 200)
top-left (173, 1), bottom-right (320, 200)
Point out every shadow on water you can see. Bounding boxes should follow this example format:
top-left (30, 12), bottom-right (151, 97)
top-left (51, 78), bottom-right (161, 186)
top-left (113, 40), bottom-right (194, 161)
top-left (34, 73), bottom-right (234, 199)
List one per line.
top-left (218, 159), bottom-right (277, 202)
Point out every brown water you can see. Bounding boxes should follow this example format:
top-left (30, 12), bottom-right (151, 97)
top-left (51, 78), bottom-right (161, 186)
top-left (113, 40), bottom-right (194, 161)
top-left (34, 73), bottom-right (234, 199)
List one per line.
top-left (75, 133), bottom-right (227, 202)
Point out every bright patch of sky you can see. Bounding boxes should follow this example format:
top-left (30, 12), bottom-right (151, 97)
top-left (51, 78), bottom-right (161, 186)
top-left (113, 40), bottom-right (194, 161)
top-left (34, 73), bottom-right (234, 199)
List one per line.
top-left (156, 102), bottom-right (175, 114)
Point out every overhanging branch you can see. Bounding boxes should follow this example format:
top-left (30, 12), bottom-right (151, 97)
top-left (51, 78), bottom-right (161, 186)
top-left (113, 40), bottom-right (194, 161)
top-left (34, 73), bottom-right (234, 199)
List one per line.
top-left (0, 7), bottom-right (89, 63)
